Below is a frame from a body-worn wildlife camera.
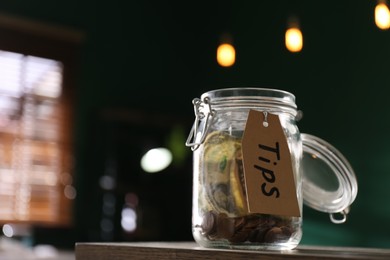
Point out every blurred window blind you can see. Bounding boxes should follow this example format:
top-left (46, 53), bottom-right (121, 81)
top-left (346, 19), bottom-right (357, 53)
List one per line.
top-left (0, 49), bottom-right (74, 225)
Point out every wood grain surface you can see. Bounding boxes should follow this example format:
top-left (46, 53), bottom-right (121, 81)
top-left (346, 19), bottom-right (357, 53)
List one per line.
top-left (75, 241), bottom-right (390, 260)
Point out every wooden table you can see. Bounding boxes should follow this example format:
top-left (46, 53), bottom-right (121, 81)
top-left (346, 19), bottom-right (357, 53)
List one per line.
top-left (75, 241), bottom-right (390, 259)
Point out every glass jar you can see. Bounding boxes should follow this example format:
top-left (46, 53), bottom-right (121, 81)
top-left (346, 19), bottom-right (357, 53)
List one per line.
top-left (186, 88), bottom-right (357, 251)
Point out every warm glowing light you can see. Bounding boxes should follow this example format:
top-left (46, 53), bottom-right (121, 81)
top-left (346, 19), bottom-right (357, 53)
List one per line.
top-left (217, 43), bottom-right (236, 67)
top-left (285, 27), bottom-right (303, 52)
top-left (375, 2), bottom-right (390, 30)
top-left (140, 147), bottom-right (172, 173)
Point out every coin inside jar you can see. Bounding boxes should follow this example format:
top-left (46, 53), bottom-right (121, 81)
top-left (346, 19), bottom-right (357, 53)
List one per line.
top-left (200, 211), bottom-right (295, 244)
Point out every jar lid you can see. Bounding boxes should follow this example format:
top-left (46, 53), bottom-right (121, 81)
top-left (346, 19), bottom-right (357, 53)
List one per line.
top-left (301, 133), bottom-right (358, 224)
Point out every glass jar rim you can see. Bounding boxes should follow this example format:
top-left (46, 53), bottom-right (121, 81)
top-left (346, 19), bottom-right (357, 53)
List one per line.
top-left (201, 87), bottom-right (296, 100)
top-left (200, 87), bottom-right (297, 114)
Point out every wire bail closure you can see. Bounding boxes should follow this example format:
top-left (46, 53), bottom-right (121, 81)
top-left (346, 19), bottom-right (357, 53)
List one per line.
top-left (185, 97), bottom-right (215, 151)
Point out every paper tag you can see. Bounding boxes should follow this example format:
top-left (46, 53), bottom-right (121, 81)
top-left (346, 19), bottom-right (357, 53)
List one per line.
top-left (242, 109), bottom-right (301, 217)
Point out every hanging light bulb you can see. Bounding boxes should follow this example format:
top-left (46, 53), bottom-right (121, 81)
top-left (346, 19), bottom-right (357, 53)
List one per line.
top-left (217, 43), bottom-right (235, 67)
top-left (285, 16), bottom-right (303, 53)
top-left (375, 0), bottom-right (390, 30)
top-left (217, 33), bottom-right (235, 67)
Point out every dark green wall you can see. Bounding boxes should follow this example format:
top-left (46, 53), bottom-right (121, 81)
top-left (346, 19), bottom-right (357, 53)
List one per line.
top-left (1, 0), bottom-right (390, 249)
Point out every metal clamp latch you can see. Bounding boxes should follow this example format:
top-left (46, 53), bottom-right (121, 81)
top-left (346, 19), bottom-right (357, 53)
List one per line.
top-left (329, 207), bottom-right (350, 224)
top-left (185, 97), bottom-right (215, 151)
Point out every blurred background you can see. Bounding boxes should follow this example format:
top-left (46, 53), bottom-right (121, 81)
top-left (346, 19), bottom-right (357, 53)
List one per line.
top-left (0, 0), bottom-right (389, 254)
